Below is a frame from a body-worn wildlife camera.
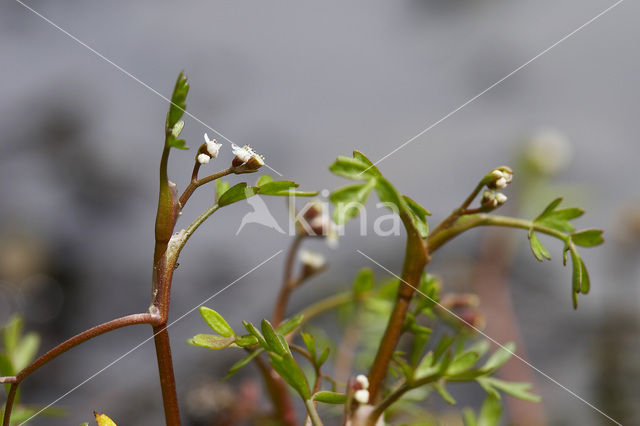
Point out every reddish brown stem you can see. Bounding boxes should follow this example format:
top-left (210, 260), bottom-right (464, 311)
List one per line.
top-left (152, 324), bottom-right (181, 426)
top-left (367, 214), bottom-right (429, 402)
top-left (272, 235), bottom-right (304, 327)
top-left (2, 384), bottom-right (18, 426)
top-left (1, 313), bottom-right (157, 425)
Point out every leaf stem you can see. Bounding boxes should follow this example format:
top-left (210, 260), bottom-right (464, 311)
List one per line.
top-left (428, 214), bottom-right (568, 253)
top-left (305, 399), bottom-right (324, 426)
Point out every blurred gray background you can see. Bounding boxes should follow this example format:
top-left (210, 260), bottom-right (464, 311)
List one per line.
top-left (1, 0), bottom-right (638, 425)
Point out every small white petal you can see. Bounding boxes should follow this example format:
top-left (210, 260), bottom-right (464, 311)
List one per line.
top-left (206, 141), bottom-right (222, 158)
top-left (300, 250), bottom-right (325, 269)
top-left (354, 389), bottom-right (369, 404)
top-left (204, 133), bottom-right (212, 144)
top-left (495, 193), bottom-right (508, 204)
top-left (356, 374), bottom-right (369, 390)
top-left (197, 153), bottom-right (211, 164)
top-left (494, 177), bottom-right (507, 189)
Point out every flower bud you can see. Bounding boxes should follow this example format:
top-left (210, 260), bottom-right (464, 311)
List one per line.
top-left (299, 250), bottom-right (326, 277)
top-left (197, 153), bottom-right (211, 164)
top-left (355, 374), bottom-right (369, 390)
top-left (354, 389), bottom-right (370, 404)
top-left (481, 190), bottom-right (507, 209)
top-left (486, 167), bottom-right (513, 189)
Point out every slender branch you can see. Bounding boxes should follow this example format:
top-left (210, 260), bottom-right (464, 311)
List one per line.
top-left (273, 235), bottom-right (304, 327)
top-left (428, 214), bottom-right (568, 253)
top-left (179, 167), bottom-right (235, 207)
top-left (366, 374), bottom-right (439, 425)
top-left (304, 399), bottom-right (324, 426)
top-left (2, 384), bottom-right (18, 426)
top-left (0, 313), bottom-right (156, 424)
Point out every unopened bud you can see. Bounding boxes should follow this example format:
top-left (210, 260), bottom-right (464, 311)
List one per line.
top-left (354, 389), bottom-right (370, 404)
top-left (481, 190), bottom-right (507, 209)
top-left (486, 167), bottom-right (513, 189)
top-left (197, 153), bottom-right (211, 164)
top-left (355, 374), bottom-right (369, 390)
top-left (299, 250), bottom-right (326, 277)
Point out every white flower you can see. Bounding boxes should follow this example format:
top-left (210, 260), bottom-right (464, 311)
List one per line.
top-left (356, 374), bottom-right (369, 390)
top-left (204, 133), bottom-right (222, 158)
top-left (300, 250), bottom-right (326, 270)
top-left (232, 144), bottom-right (264, 170)
top-left (197, 153), bottom-right (211, 164)
top-left (354, 389), bottom-right (370, 404)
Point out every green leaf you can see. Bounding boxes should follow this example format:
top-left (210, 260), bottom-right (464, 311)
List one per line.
top-left (402, 195), bottom-right (430, 238)
top-left (268, 352), bottom-right (310, 400)
top-left (478, 394), bottom-right (502, 426)
top-left (482, 342), bottom-right (515, 372)
top-left (375, 177), bottom-right (402, 209)
top-left (166, 71), bottom-right (189, 131)
top-left (261, 320), bottom-right (288, 356)
top-left (257, 180), bottom-right (297, 195)
top-left (317, 347), bottom-right (330, 366)
top-left (432, 382), bottom-right (456, 405)
top-left (570, 249), bottom-right (582, 296)
top-left (188, 334), bottom-right (235, 350)
top-left (199, 307), bottom-right (235, 337)
top-left (535, 197), bottom-right (563, 221)
top-left (415, 352), bottom-right (437, 379)
top-left (479, 377), bottom-right (541, 402)
top-left (313, 391), bottom-right (347, 404)
top-left (466, 340), bottom-right (491, 359)
top-left (0, 353), bottom-right (14, 378)
top-left (329, 156), bottom-right (376, 180)
top-left (224, 348), bottom-right (264, 379)
top-left (243, 321), bottom-right (268, 349)
top-left (579, 257), bottom-right (590, 294)
top-left (528, 230), bottom-right (551, 262)
top-left (276, 315), bottom-right (304, 336)
top-left (3, 315), bottom-right (23, 354)
top-left (536, 208), bottom-right (583, 233)
top-left (12, 332), bottom-right (40, 372)
top-left (463, 408), bottom-right (478, 426)
top-left (352, 151), bottom-right (380, 176)
top-left (215, 179), bottom-right (230, 202)
top-left (234, 334), bottom-right (259, 347)
top-left (353, 267), bottom-right (374, 296)
top-left (330, 180), bottom-right (376, 224)
top-left (447, 351), bottom-right (480, 376)
top-left (571, 229), bottom-right (604, 247)
top-left (301, 332), bottom-right (316, 361)
top-left (171, 120), bottom-right (184, 138)
top-left (256, 174), bottom-right (274, 187)
top-left (433, 335), bottom-right (455, 363)
top-left (218, 183), bottom-right (257, 206)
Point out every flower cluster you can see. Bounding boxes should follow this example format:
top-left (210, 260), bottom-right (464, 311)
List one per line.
top-left (231, 144), bottom-right (264, 171)
top-left (481, 166), bottom-right (513, 209)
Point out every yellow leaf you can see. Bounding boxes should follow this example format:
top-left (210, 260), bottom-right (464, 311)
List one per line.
top-left (94, 411), bottom-right (117, 426)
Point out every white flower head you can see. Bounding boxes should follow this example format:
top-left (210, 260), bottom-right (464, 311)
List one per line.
top-left (356, 374), bottom-right (369, 390)
top-left (197, 153), bottom-right (211, 164)
top-left (300, 250), bottom-right (326, 270)
top-left (204, 133), bottom-right (222, 158)
top-left (354, 389), bottom-right (370, 404)
top-left (232, 144), bottom-right (264, 170)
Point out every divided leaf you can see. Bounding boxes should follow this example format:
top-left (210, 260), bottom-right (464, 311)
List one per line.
top-left (528, 230), bottom-right (551, 262)
top-left (571, 229), bottom-right (604, 247)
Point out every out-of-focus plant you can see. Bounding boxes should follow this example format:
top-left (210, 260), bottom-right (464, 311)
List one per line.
top-left (0, 73), bottom-right (604, 425)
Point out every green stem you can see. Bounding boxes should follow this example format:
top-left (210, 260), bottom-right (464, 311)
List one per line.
top-left (305, 399), bottom-right (324, 426)
top-left (366, 374), bottom-right (439, 425)
top-left (428, 214), bottom-right (568, 253)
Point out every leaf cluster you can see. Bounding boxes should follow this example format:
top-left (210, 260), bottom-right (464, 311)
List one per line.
top-left (527, 197), bottom-right (604, 307)
top-left (329, 151), bottom-right (430, 238)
